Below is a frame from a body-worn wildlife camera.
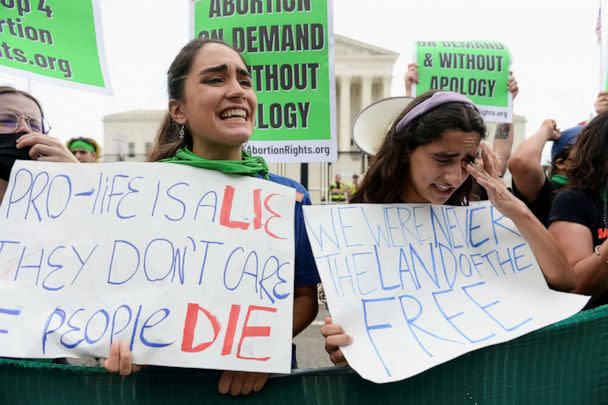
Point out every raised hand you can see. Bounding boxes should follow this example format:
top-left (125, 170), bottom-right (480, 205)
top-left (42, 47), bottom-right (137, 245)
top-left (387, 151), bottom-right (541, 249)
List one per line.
top-left (508, 71), bottom-right (519, 99)
top-left (595, 91), bottom-right (608, 114)
top-left (16, 133), bottom-right (78, 163)
top-left (466, 143), bottom-right (528, 219)
top-left (404, 63), bottom-right (419, 97)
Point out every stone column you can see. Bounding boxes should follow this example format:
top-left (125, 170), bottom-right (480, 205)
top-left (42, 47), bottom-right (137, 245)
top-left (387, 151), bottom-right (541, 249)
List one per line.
top-left (360, 75), bottom-right (373, 110)
top-left (383, 76), bottom-right (392, 98)
top-left (339, 75), bottom-right (352, 151)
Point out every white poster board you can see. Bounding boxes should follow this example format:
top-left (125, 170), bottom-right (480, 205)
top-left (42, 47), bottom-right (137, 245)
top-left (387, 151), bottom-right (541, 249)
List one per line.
top-left (303, 202), bottom-right (589, 383)
top-left (0, 161), bottom-right (295, 373)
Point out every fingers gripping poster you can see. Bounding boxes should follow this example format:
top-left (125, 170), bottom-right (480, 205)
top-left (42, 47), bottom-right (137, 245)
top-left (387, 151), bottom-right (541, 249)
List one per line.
top-left (303, 203), bottom-right (589, 383)
top-left (0, 161), bottom-right (295, 373)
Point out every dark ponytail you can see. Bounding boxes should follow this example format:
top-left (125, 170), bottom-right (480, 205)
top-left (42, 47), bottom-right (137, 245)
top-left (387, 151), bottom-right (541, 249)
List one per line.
top-left (147, 38), bottom-right (242, 162)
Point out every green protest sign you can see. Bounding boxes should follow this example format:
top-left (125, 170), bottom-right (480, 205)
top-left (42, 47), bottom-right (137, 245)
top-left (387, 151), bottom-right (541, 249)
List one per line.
top-left (415, 41), bottom-right (511, 123)
top-left (192, 0), bottom-right (337, 163)
top-left (0, 0), bottom-right (111, 92)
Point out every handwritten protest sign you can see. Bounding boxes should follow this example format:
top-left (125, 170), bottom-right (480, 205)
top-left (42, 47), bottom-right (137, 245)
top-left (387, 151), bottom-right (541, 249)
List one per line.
top-left (0, 161), bottom-right (295, 373)
top-left (415, 41), bottom-right (511, 123)
top-left (0, 0), bottom-right (111, 92)
top-left (303, 202), bottom-right (589, 383)
top-left (191, 0), bottom-right (337, 163)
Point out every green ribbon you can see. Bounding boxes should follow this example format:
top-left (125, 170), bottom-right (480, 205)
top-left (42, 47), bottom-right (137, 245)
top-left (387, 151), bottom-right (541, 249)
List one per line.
top-left (550, 174), bottom-right (569, 186)
top-left (69, 139), bottom-right (96, 153)
top-left (162, 147), bottom-right (269, 180)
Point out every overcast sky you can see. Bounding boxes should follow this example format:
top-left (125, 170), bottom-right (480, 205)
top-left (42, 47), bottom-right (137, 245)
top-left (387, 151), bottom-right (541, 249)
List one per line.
top-left (1, 0), bottom-right (602, 159)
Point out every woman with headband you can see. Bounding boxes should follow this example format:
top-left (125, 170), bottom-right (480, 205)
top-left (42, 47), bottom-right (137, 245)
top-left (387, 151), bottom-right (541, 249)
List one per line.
top-left (67, 137), bottom-right (101, 163)
top-left (321, 90), bottom-right (576, 366)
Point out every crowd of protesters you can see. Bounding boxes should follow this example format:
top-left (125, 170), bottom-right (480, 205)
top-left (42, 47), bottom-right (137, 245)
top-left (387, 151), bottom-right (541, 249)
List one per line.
top-left (2, 38), bottom-right (608, 396)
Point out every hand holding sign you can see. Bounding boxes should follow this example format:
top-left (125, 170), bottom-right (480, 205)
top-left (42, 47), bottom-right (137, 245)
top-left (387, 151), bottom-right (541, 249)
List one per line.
top-left (104, 341), bottom-right (270, 396)
top-left (217, 370), bottom-right (269, 396)
top-left (508, 71), bottom-right (519, 99)
top-left (320, 316), bottom-right (351, 366)
top-left (404, 63), bottom-right (419, 97)
top-left (103, 340), bottom-right (142, 377)
top-left (595, 91), bottom-right (608, 114)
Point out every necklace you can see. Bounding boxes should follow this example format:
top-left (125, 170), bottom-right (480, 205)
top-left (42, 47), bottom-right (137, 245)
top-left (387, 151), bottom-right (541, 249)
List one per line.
top-left (603, 200), bottom-right (607, 229)
top-left (603, 183), bottom-right (608, 229)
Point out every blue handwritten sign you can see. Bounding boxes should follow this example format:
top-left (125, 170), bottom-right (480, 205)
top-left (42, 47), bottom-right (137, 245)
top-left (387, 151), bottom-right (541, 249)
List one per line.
top-left (0, 161), bottom-right (296, 374)
top-left (303, 203), bottom-right (589, 383)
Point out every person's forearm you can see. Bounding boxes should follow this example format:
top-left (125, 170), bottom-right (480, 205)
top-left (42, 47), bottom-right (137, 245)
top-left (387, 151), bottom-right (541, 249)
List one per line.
top-left (510, 208), bottom-right (575, 291)
top-left (493, 123), bottom-right (513, 176)
top-left (292, 286), bottom-right (318, 336)
top-left (509, 130), bottom-right (548, 170)
top-left (405, 82), bottom-right (413, 97)
top-left (570, 239), bottom-right (608, 297)
top-left (508, 127), bottom-right (551, 201)
top-left (0, 179), bottom-right (7, 205)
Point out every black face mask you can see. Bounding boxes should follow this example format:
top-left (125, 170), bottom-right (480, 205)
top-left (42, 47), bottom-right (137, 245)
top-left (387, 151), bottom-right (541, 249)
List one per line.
top-left (0, 132), bottom-right (32, 181)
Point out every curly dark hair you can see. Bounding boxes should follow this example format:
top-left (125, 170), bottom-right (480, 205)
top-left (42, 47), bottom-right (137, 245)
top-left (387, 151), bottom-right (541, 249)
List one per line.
top-left (566, 111), bottom-right (608, 193)
top-left (351, 90), bottom-right (487, 205)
